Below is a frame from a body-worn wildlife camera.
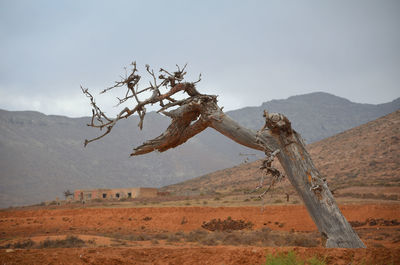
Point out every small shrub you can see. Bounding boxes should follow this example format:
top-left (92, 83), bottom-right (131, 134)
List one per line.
top-left (12, 239), bottom-right (35, 249)
top-left (0, 243), bottom-right (11, 249)
top-left (184, 230), bottom-right (208, 242)
top-left (307, 256), bottom-right (326, 265)
top-left (222, 233), bottom-right (241, 246)
top-left (154, 233), bottom-right (169, 240)
top-left (87, 239), bottom-right (96, 245)
top-left (201, 237), bottom-right (218, 246)
top-left (130, 233), bottom-right (154, 241)
top-left (265, 251), bottom-right (326, 265)
top-left (38, 236), bottom-right (85, 248)
top-left (291, 234), bottom-right (319, 247)
top-left (175, 231), bottom-right (185, 237)
top-left (202, 218), bottom-right (253, 231)
top-left (265, 251), bottom-right (297, 265)
top-left (166, 234), bottom-right (181, 242)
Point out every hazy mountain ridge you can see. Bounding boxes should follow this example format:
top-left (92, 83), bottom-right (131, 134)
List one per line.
top-left (229, 92), bottom-right (400, 143)
top-left (0, 92), bottom-right (399, 207)
top-left (0, 110), bottom-right (250, 207)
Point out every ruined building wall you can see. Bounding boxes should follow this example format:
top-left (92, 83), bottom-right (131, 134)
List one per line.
top-left (73, 187), bottom-right (158, 201)
top-left (137, 188), bottom-right (159, 198)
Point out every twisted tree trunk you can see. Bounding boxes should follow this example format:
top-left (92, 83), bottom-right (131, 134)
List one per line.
top-left (83, 63), bottom-right (365, 248)
top-left (132, 95), bottom-right (365, 248)
top-left (209, 106), bottom-right (364, 248)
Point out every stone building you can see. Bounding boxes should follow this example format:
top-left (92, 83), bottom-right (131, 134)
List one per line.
top-left (73, 187), bottom-right (158, 201)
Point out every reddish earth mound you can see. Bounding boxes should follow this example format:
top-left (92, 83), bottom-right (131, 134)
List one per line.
top-left (201, 217), bottom-right (254, 231)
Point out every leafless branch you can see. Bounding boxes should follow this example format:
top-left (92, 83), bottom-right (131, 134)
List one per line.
top-left (81, 62), bottom-right (202, 147)
top-left (251, 113), bottom-right (288, 199)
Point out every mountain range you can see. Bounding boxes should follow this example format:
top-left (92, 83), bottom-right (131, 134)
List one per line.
top-left (0, 92), bottom-right (399, 207)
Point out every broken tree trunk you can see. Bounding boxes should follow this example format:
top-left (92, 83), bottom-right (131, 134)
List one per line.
top-left (208, 105), bottom-right (365, 248)
top-left (83, 63), bottom-right (366, 248)
top-left (132, 95), bottom-right (365, 248)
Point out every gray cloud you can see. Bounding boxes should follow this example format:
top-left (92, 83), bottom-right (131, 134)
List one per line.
top-left (0, 0), bottom-right (399, 117)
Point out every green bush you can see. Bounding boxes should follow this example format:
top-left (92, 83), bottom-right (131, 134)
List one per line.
top-left (265, 251), bottom-right (326, 265)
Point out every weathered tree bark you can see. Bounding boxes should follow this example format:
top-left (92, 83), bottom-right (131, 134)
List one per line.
top-left (207, 104), bottom-right (365, 248)
top-left (131, 95), bottom-right (366, 248)
top-left (83, 63), bottom-right (366, 248)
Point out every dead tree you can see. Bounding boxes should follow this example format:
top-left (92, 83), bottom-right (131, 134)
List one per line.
top-left (81, 62), bottom-right (365, 248)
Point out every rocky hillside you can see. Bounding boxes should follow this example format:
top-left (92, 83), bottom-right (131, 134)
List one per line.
top-left (0, 92), bottom-right (398, 207)
top-left (164, 110), bottom-right (400, 196)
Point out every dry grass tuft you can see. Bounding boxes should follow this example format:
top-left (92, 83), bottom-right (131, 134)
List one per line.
top-left (38, 235), bottom-right (85, 248)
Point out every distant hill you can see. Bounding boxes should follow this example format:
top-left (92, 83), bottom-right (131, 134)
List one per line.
top-left (0, 92), bottom-right (398, 207)
top-left (0, 111), bottom-right (247, 207)
top-left (229, 92), bottom-right (400, 143)
top-left (164, 110), bottom-right (400, 196)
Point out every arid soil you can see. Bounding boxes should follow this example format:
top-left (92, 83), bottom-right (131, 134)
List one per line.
top-left (1, 203), bottom-right (399, 264)
top-left (1, 246), bottom-right (399, 265)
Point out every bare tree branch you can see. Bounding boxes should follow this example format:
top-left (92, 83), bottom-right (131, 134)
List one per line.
top-left (81, 62), bottom-right (202, 147)
top-left (131, 95), bottom-right (211, 155)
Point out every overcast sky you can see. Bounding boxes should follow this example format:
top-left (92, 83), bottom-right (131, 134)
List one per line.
top-left (0, 0), bottom-right (399, 117)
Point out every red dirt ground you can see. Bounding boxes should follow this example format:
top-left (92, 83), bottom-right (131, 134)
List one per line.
top-left (2, 246), bottom-right (400, 265)
top-left (1, 204), bottom-right (399, 264)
